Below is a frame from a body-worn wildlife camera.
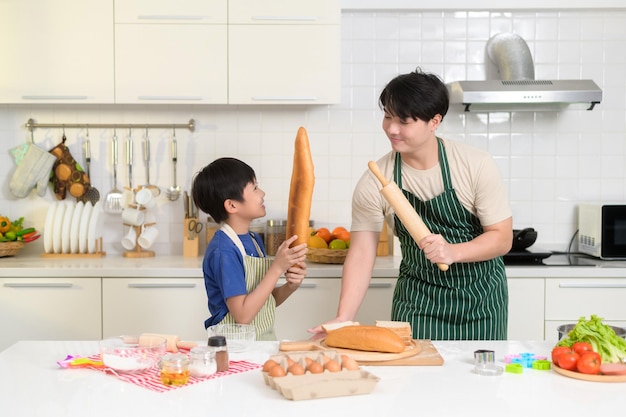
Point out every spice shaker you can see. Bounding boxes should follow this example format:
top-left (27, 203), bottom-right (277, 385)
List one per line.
top-left (208, 335), bottom-right (229, 372)
top-left (189, 346), bottom-right (217, 378)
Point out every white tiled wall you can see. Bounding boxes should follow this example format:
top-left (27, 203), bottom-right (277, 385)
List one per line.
top-left (1, 9), bottom-right (625, 257)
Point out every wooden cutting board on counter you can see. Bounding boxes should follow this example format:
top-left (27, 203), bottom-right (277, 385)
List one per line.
top-left (279, 339), bottom-right (444, 366)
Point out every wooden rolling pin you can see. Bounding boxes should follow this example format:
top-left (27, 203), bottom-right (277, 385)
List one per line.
top-left (138, 333), bottom-right (198, 353)
top-left (368, 161), bottom-right (448, 271)
top-left (286, 127), bottom-right (315, 247)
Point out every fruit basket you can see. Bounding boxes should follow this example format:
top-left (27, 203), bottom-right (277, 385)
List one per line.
top-left (306, 247), bottom-right (348, 264)
top-left (0, 241), bottom-right (24, 257)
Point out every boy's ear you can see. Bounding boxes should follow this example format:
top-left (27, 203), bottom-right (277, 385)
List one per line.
top-left (224, 198), bottom-right (238, 214)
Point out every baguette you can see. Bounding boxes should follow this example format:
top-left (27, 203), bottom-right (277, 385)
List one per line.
top-left (324, 325), bottom-right (405, 353)
top-left (286, 127), bottom-right (315, 247)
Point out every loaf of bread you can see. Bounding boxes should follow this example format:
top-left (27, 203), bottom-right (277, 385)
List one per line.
top-left (376, 320), bottom-right (413, 346)
top-left (321, 321), bottom-right (360, 333)
top-left (325, 325), bottom-right (405, 353)
top-left (286, 127), bottom-right (315, 247)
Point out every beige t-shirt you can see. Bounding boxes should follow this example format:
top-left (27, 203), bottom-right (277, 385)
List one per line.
top-left (352, 139), bottom-right (512, 234)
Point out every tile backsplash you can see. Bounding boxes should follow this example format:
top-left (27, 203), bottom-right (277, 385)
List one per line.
top-left (1, 9), bottom-right (625, 257)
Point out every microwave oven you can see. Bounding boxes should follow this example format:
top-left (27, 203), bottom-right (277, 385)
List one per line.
top-left (578, 204), bottom-right (626, 259)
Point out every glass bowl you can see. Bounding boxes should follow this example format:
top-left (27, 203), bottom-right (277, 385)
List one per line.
top-left (99, 335), bottom-right (167, 373)
top-left (207, 323), bottom-right (256, 352)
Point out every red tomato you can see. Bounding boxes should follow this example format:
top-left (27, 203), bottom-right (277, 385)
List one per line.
top-left (572, 341), bottom-right (593, 356)
top-left (577, 352), bottom-right (601, 374)
top-left (551, 346), bottom-right (572, 365)
top-left (558, 350), bottom-right (580, 371)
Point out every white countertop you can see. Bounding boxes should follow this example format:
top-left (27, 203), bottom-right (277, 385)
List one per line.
top-left (2, 254), bottom-right (626, 278)
top-left (1, 339), bottom-right (623, 417)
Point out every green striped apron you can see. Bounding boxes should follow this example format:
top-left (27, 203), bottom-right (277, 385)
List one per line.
top-left (390, 139), bottom-right (508, 340)
top-left (218, 224), bottom-right (277, 341)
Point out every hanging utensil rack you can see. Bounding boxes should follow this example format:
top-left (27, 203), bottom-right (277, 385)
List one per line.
top-left (25, 118), bottom-right (195, 135)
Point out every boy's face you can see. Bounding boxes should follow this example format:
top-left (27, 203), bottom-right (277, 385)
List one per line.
top-left (239, 181), bottom-right (266, 220)
top-left (382, 110), bottom-right (440, 154)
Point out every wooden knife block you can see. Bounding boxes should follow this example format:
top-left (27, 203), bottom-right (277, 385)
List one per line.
top-left (183, 218), bottom-right (200, 257)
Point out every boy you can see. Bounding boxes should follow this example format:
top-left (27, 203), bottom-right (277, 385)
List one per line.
top-left (192, 157), bottom-right (308, 340)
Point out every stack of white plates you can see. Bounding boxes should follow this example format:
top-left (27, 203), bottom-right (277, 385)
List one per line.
top-left (43, 200), bottom-right (104, 254)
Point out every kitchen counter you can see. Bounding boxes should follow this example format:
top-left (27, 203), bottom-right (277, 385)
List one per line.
top-left (3, 254), bottom-right (626, 278)
top-left (1, 339), bottom-right (623, 417)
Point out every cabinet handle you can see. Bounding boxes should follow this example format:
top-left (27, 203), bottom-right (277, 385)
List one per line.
top-left (251, 96), bottom-right (318, 102)
top-left (3, 283), bottom-right (73, 288)
top-left (368, 282), bottom-right (393, 289)
top-left (137, 15), bottom-right (211, 21)
top-left (137, 96), bottom-right (204, 101)
top-left (276, 282), bottom-right (317, 289)
top-left (251, 16), bottom-right (318, 22)
top-left (559, 282), bottom-right (626, 289)
top-left (127, 283), bottom-right (196, 289)
top-left (22, 95), bottom-right (88, 100)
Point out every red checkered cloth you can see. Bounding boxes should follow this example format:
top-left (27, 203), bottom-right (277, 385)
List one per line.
top-left (63, 354), bottom-right (261, 393)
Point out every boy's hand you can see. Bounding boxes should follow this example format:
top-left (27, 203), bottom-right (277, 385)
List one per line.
top-left (273, 235), bottom-right (308, 273)
top-left (284, 261), bottom-right (307, 290)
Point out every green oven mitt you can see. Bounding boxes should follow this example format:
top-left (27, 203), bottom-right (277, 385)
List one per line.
top-left (9, 143), bottom-right (57, 198)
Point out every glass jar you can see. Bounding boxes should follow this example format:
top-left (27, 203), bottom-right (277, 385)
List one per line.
top-left (208, 335), bottom-right (229, 372)
top-left (189, 346), bottom-right (217, 378)
top-left (265, 219), bottom-right (286, 256)
top-left (159, 353), bottom-right (190, 386)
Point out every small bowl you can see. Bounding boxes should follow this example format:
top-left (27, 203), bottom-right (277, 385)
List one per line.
top-left (557, 324), bottom-right (626, 340)
top-left (100, 335), bottom-right (167, 373)
top-left (207, 323), bottom-right (256, 352)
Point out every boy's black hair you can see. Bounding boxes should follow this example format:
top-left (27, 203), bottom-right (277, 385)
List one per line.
top-left (379, 67), bottom-right (449, 122)
top-left (191, 157), bottom-right (257, 223)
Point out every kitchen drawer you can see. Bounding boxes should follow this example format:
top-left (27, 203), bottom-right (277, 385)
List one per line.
top-left (115, 0), bottom-right (226, 23)
top-left (229, 0), bottom-right (340, 24)
top-left (545, 278), bottom-right (626, 321)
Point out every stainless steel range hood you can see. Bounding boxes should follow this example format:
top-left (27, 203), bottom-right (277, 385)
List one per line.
top-left (446, 33), bottom-right (602, 112)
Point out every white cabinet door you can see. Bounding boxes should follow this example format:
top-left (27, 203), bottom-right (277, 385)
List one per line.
top-left (273, 277), bottom-right (395, 341)
top-left (0, 277), bottom-right (102, 351)
top-left (507, 278), bottom-right (545, 341)
top-left (228, 0), bottom-right (340, 24)
top-left (114, 0), bottom-right (226, 23)
top-left (114, 25), bottom-right (227, 104)
top-left (102, 278), bottom-right (209, 342)
top-left (228, 25), bottom-right (340, 104)
top-left (0, 0), bottom-right (114, 103)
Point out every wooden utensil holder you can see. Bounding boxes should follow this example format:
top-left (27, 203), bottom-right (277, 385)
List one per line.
top-left (183, 217), bottom-right (201, 257)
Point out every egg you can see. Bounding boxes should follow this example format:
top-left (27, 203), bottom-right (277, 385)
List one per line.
top-left (286, 357), bottom-right (296, 367)
top-left (268, 364), bottom-right (286, 377)
top-left (288, 363), bottom-right (305, 376)
top-left (324, 359), bottom-right (341, 372)
top-left (307, 361), bottom-right (324, 374)
top-left (340, 354), bottom-right (359, 371)
top-left (320, 354), bottom-right (331, 364)
top-left (262, 359), bottom-right (279, 372)
top-left (304, 357), bottom-right (313, 366)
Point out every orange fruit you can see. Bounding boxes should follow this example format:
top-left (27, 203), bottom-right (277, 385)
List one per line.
top-left (334, 229), bottom-right (350, 242)
top-left (307, 235), bottom-right (328, 249)
top-left (315, 227), bottom-right (332, 243)
top-left (331, 226), bottom-right (348, 240)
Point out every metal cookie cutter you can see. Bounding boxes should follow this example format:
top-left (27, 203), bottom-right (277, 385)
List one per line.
top-left (474, 349), bottom-right (503, 376)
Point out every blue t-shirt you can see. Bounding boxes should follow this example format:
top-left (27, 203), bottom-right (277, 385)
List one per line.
top-left (202, 229), bottom-right (266, 328)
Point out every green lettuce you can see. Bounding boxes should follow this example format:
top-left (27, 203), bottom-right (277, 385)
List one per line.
top-left (557, 314), bottom-right (626, 363)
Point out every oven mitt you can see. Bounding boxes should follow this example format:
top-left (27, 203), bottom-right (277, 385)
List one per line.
top-left (49, 137), bottom-right (92, 200)
top-left (9, 143), bottom-right (57, 198)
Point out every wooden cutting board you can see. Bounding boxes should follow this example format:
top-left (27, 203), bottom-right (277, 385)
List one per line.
top-left (279, 339), bottom-right (444, 366)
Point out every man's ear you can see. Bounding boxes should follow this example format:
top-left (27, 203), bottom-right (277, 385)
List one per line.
top-left (224, 198), bottom-right (238, 214)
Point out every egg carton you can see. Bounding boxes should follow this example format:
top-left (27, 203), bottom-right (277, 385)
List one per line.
top-left (261, 350), bottom-right (380, 401)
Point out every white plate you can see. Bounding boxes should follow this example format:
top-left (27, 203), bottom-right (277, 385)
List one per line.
top-left (61, 201), bottom-right (75, 254)
top-left (52, 201), bottom-right (67, 254)
top-left (43, 202), bottom-right (58, 254)
top-left (87, 201), bottom-right (103, 254)
top-left (70, 201), bottom-right (84, 254)
top-left (78, 202), bottom-right (93, 254)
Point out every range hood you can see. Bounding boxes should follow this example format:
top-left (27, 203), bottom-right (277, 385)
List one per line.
top-left (447, 33), bottom-right (602, 112)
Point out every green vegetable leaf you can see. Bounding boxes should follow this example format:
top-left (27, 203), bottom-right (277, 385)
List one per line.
top-left (557, 314), bottom-right (626, 363)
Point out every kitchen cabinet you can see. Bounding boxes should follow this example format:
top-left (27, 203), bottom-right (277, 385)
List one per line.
top-left (507, 278), bottom-right (545, 340)
top-left (228, 0), bottom-right (341, 104)
top-left (273, 277), bottom-right (395, 341)
top-left (0, 277), bottom-right (102, 351)
top-left (544, 277), bottom-right (626, 342)
top-left (0, 0), bottom-right (114, 104)
top-left (114, 0), bottom-right (227, 104)
top-left (102, 278), bottom-right (209, 342)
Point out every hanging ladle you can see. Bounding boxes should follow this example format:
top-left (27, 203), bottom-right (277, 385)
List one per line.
top-left (165, 128), bottom-right (180, 201)
top-left (142, 128), bottom-right (160, 197)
